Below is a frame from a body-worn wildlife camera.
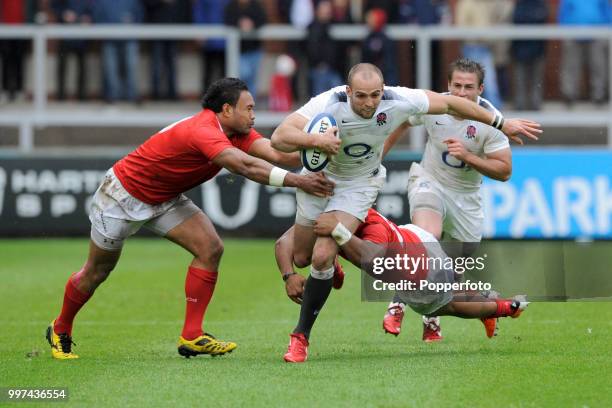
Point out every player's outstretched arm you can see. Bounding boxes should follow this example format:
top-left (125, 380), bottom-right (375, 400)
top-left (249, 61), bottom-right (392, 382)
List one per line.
top-left (275, 226), bottom-right (306, 304)
top-left (271, 112), bottom-right (341, 155)
top-left (248, 138), bottom-right (301, 168)
top-left (213, 147), bottom-right (335, 197)
top-left (383, 122), bottom-right (411, 158)
top-left (424, 91), bottom-right (542, 144)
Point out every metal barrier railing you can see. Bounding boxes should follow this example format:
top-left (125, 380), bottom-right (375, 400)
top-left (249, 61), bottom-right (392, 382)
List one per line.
top-left (0, 24), bottom-right (610, 152)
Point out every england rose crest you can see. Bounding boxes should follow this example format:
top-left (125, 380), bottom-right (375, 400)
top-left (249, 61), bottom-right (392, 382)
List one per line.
top-left (466, 125), bottom-right (477, 140)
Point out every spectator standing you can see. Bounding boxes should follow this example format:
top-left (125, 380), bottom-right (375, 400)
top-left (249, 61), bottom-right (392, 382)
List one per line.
top-left (558, 0), bottom-right (611, 105)
top-left (363, 0), bottom-right (396, 19)
top-left (143, 0), bottom-right (191, 101)
top-left (292, 0), bottom-right (314, 29)
top-left (277, 0), bottom-right (315, 105)
top-left (511, 0), bottom-right (549, 110)
top-left (491, 0), bottom-right (514, 103)
top-left (361, 8), bottom-right (398, 85)
top-left (269, 54), bottom-right (296, 111)
top-left (331, 0), bottom-right (352, 24)
top-left (277, 0), bottom-right (313, 27)
top-left (455, 0), bottom-right (503, 108)
top-left (272, 0), bottom-right (351, 101)
top-left (307, 0), bottom-right (342, 96)
top-left (396, 0), bottom-right (449, 89)
top-left (224, 0), bottom-right (267, 98)
top-left (330, 0), bottom-right (354, 78)
top-left (193, 0), bottom-right (228, 94)
top-left (0, 0), bottom-right (36, 103)
top-left (92, 0), bottom-right (143, 103)
top-left (51, 0), bottom-right (92, 101)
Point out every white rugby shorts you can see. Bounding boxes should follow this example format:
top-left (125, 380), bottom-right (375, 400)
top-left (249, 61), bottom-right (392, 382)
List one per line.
top-left (295, 165), bottom-right (386, 225)
top-left (88, 169), bottom-right (201, 251)
top-left (407, 163), bottom-right (483, 242)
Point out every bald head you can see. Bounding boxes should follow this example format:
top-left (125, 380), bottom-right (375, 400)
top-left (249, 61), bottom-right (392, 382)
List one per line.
top-left (345, 63), bottom-right (385, 119)
top-left (347, 63), bottom-right (384, 87)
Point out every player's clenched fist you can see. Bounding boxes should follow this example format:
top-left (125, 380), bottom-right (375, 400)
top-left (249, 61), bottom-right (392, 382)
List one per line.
top-left (313, 127), bottom-right (341, 155)
top-left (299, 172), bottom-right (335, 197)
top-left (443, 138), bottom-right (470, 161)
top-left (285, 273), bottom-right (305, 304)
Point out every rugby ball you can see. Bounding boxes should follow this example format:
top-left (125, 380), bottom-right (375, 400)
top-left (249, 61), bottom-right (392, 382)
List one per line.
top-left (301, 113), bottom-right (338, 172)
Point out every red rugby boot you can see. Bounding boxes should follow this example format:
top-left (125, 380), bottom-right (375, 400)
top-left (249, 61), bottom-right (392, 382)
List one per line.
top-left (332, 257), bottom-right (345, 290)
top-left (382, 303), bottom-right (405, 336)
top-left (283, 333), bottom-right (309, 363)
top-left (480, 317), bottom-right (499, 338)
top-left (422, 316), bottom-right (443, 342)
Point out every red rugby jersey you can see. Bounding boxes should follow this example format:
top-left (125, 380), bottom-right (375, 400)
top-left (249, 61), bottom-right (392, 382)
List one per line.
top-left (113, 109), bottom-right (262, 205)
top-left (353, 209), bottom-right (429, 280)
top-left (355, 209), bottom-right (422, 245)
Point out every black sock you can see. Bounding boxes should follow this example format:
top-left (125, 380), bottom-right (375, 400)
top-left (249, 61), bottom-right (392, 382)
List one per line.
top-left (294, 275), bottom-right (333, 339)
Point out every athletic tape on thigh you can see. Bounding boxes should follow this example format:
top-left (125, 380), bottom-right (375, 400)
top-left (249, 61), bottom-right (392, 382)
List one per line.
top-left (90, 227), bottom-right (124, 251)
top-left (295, 212), bottom-right (316, 227)
top-left (409, 192), bottom-right (444, 216)
top-left (145, 198), bottom-right (201, 236)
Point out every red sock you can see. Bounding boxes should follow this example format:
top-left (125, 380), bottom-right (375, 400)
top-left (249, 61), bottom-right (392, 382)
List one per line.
top-left (54, 271), bottom-right (92, 335)
top-left (181, 266), bottom-right (218, 340)
top-left (492, 299), bottom-right (514, 317)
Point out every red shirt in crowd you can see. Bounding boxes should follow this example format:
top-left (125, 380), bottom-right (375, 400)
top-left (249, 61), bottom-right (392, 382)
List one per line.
top-left (1, 0), bottom-right (25, 23)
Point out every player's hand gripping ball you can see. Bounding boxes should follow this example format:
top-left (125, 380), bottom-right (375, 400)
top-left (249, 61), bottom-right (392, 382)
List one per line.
top-left (301, 113), bottom-right (340, 172)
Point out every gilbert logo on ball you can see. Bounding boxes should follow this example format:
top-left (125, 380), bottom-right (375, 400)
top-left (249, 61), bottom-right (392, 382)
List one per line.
top-left (301, 113), bottom-right (338, 172)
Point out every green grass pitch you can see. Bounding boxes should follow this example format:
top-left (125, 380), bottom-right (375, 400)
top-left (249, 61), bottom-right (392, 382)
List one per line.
top-left (1, 238), bottom-right (611, 407)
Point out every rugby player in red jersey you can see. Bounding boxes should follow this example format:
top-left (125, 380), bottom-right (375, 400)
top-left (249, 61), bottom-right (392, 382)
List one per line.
top-left (46, 78), bottom-right (335, 360)
top-left (275, 209), bottom-right (528, 363)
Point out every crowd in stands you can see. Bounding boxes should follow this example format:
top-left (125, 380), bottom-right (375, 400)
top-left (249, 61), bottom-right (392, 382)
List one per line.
top-left (0, 0), bottom-right (610, 110)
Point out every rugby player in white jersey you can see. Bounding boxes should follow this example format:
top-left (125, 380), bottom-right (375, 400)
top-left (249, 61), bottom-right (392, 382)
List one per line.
top-left (270, 63), bottom-right (540, 361)
top-left (381, 58), bottom-right (518, 342)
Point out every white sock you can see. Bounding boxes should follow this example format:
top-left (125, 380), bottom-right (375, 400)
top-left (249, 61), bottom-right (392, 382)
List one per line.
top-left (310, 265), bottom-right (334, 280)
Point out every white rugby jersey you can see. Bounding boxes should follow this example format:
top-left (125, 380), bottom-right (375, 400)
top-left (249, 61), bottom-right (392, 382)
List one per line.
top-left (409, 96), bottom-right (510, 192)
top-left (296, 85), bottom-right (429, 178)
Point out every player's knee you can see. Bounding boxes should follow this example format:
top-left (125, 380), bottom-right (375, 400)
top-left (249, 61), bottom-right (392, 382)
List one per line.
top-left (293, 253), bottom-right (311, 268)
top-left (311, 248), bottom-right (334, 271)
top-left (212, 241), bottom-right (224, 263)
top-left (196, 238), bottom-right (224, 266)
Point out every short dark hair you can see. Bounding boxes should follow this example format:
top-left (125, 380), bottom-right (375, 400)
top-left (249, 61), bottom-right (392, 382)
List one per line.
top-left (447, 58), bottom-right (485, 86)
top-left (347, 63), bottom-right (384, 87)
top-left (201, 78), bottom-right (249, 112)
